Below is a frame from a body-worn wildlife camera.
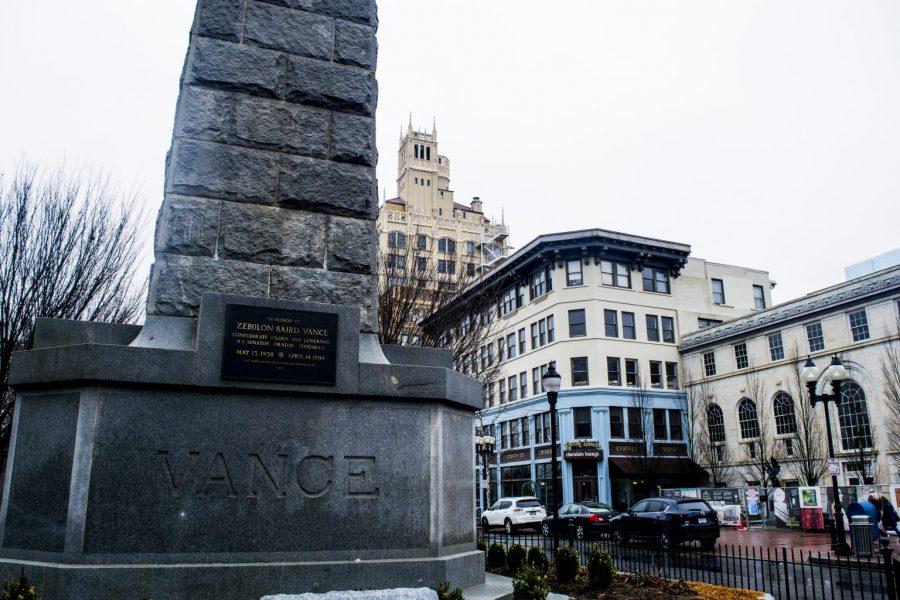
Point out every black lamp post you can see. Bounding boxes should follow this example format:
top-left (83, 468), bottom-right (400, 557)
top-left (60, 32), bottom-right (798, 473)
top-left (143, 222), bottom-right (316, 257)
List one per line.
top-left (541, 365), bottom-right (563, 551)
top-left (475, 434), bottom-right (496, 517)
top-left (802, 355), bottom-right (851, 556)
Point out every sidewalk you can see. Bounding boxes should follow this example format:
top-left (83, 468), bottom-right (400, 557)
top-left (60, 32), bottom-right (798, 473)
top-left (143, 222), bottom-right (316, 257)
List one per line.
top-left (717, 526), bottom-right (900, 559)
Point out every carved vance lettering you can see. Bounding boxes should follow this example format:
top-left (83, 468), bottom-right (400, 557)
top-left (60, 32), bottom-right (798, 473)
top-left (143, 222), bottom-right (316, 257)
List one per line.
top-left (346, 456), bottom-right (379, 498)
top-left (248, 453), bottom-right (288, 498)
top-left (297, 455), bottom-right (334, 497)
top-left (158, 450), bottom-right (200, 497)
top-left (197, 452), bottom-right (238, 497)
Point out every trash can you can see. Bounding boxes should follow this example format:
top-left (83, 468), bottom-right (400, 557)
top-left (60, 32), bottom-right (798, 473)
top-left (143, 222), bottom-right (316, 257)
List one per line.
top-left (851, 515), bottom-right (874, 557)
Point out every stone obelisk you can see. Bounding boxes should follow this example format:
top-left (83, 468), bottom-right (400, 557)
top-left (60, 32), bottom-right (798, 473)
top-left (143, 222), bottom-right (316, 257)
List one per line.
top-left (0, 2), bottom-right (483, 598)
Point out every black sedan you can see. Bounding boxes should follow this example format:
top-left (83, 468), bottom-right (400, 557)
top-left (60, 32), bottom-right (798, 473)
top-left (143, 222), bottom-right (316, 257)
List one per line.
top-left (610, 497), bottom-right (719, 550)
top-left (540, 502), bottom-right (618, 540)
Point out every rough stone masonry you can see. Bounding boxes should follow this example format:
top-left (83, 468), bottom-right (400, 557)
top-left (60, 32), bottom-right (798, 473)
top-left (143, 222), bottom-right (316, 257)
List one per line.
top-left (147, 0), bottom-right (380, 332)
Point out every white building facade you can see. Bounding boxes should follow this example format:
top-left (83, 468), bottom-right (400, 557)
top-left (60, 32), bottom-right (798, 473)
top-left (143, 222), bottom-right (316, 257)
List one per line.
top-left (424, 229), bottom-right (773, 512)
top-left (679, 266), bottom-right (900, 488)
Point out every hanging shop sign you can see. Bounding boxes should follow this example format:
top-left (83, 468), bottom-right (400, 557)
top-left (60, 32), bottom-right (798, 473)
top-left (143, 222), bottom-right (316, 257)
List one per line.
top-left (563, 440), bottom-right (603, 461)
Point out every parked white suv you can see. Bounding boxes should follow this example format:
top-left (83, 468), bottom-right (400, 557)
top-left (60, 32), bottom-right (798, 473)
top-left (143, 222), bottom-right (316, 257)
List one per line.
top-left (481, 497), bottom-right (546, 534)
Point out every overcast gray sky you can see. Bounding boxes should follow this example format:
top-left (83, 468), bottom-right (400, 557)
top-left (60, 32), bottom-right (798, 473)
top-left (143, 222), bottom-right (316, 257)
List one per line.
top-left (2, 1), bottom-right (898, 303)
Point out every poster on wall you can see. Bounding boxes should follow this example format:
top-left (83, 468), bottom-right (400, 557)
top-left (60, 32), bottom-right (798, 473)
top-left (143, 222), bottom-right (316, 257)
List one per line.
top-left (746, 488), bottom-right (760, 517)
top-left (891, 485), bottom-right (900, 508)
top-left (800, 487), bottom-right (819, 508)
top-left (700, 488), bottom-right (742, 526)
top-left (770, 488), bottom-right (790, 527)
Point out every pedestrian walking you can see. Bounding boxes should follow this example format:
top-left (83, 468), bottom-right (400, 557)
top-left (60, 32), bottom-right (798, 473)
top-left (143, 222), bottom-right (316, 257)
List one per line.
top-left (882, 498), bottom-right (900, 540)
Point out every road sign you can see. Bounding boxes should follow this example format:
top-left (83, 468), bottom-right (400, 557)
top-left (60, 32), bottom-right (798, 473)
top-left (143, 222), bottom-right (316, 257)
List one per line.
top-left (828, 458), bottom-right (841, 476)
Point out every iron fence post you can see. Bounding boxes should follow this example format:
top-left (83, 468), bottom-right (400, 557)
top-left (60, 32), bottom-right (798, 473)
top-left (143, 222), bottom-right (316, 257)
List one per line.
top-left (781, 547), bottom-right (791, 600)
top-left (881, 547), bottom-right (897, 600)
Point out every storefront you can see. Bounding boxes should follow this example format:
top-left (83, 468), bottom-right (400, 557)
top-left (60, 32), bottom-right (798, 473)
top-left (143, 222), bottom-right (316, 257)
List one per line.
top-left (564, 441), bottom-right (603, 503)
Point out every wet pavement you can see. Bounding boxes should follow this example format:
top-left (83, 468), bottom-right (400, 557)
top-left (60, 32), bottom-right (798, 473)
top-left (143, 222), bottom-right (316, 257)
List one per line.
top-left (716, 526), bottom-right (900, 559)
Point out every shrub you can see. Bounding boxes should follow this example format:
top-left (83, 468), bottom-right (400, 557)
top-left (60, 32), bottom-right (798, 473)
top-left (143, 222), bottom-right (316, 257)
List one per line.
top-left (527, 546), bottom-right (549, 573)
top-left (586, 543), bottom-right (615, 590)
top-left (512, 564), bottom-right (551, 600)
top-left (507, 543), bottom-right (527, 574)
top-left (476, 538), bottom-right (486, 552)
top-left (553, 544), bottom-right (579, 584)
top-left (487, 542), bottom-right (507, 569)
top-left (2, 569), bottom-right (40, 600)
top-left (434, 581), bottom-right (465, 600)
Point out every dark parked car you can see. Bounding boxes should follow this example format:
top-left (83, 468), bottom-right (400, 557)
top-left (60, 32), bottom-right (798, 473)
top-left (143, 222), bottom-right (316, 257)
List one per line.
top-left (540, 502), bottom-right (619, 539)
top-left (610, 497), bottom-right (719, 550)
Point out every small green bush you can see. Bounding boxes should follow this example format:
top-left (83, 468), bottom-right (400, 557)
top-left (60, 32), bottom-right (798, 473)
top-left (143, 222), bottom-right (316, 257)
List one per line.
top-left (527, 546), bottom-right (549, 573)
top-left (507, 543), bottom-right (527, 574)
top-left (553, 544), bottom-right (579, 584)
top-left (487, 542), bottom-right (507, 569)
top-left (2, 569), bottom-right (40, 600)
top-left (586, 543), bottom-right (615, 590)
top-left (476, 538), bottom-right (486, 552)
top-left (434, 581), bottom-right (465, 600)
top-left (512, 564), bottom-right (551, 600)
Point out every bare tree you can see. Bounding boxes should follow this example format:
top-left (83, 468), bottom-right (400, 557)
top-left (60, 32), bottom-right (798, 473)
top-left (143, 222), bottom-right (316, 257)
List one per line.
top-left (785, 346), bottom-right (828, 486)
top-left (0, 164), bottom-right (145, 472)
top-left (624, 380), bottom-right (663, 493)
top-left (739, 367), bottom-right (783, 496)
top-left (881, 318), bottom-right (900, 473)
top-left (684, 369), bottom-right (735, 487)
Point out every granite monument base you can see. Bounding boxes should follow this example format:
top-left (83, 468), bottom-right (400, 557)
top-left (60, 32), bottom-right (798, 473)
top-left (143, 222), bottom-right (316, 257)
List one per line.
top-left (0, 294), bottom-right (484, 599)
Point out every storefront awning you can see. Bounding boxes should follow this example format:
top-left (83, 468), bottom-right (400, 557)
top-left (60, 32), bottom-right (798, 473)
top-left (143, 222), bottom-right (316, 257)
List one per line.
top-left (608, 457), bottom-right (708, 482)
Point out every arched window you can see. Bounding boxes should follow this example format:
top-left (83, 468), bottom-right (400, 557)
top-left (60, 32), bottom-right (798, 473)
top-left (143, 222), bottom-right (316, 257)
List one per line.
top-left (773, 392), bottom-right (797, 435)
top-left (738, 398), bottom-right (760, 439)
top-left (839, 381), bottom-right (873, 450)
top-left (707, 404), bottom-right (726, 444)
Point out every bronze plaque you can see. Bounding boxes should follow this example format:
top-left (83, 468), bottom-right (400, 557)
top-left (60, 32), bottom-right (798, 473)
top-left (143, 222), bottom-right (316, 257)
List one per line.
top-left (221, 304), bottom-right (338, 385)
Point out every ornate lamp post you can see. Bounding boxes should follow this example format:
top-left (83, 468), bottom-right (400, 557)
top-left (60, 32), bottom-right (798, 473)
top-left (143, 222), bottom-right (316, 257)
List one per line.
top-left (475, 434), bottom-right (496, 517)
top-left (801, 355), bottom-right (851, 556)
top-left (541, 365), bottom-right (563, 551)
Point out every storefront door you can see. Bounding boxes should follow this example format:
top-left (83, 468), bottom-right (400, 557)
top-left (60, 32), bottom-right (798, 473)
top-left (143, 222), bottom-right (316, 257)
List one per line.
top-left (571, 461), bottom-right (598, 502)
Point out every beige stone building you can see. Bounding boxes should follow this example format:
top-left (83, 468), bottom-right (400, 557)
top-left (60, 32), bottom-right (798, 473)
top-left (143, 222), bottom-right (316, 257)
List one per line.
top-left (377, 120), bottom-right (511, 285)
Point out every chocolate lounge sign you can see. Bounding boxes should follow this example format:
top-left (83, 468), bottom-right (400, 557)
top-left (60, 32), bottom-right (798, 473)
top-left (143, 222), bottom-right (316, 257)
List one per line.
top-left (563, 441), bottom-right (603, 461)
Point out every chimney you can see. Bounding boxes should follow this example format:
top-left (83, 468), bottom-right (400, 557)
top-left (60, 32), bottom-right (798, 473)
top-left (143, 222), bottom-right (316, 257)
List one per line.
top-left (470, 196), bottom-right (483, 212)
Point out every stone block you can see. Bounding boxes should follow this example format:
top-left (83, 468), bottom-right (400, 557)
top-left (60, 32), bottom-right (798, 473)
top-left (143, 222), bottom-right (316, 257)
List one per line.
top-left (327, 216), bottom-right (376, 274)
top-left (261, 589), bottom-right (437, 600)
top-left (233, 94), bottom-right (329, 156)
top-left (334, 20), bottom-right (377, 70)
top-left (277, 155), bottom-right (376, 219)
top-left (148, 254), bottom-right (269, 317)
top-left (285, 56), bottom-right (377, 117)
top-left (176, 86), bottom-right (234, 144)
top-left (329, 112), bottom-right (376, 166)
top-left (189, 37), bottom-right (285, 99)
top-left (154, 195), bottom-right (221, 257)
top-left (218, 202), bottom-right (326, 267)
top-left (195, 0), bottom-right (245, 42)
top-left (269, 268), bottom-right (377, 332)
top-left (258, 0), bottom-right (377, 26)
top-left (243, 1), bottom-right (333, 60)
top-left (169, 139), bottom-right (279, 204)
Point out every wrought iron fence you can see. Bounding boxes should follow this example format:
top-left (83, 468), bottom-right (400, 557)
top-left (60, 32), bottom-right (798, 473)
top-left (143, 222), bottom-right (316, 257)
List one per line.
top-left (480, 529), bottom-right (899, 599)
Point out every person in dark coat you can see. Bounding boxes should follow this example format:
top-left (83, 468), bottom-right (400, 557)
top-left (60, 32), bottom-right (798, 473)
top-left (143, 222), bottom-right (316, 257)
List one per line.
top-left (882, 498), bottom-right (900, 538)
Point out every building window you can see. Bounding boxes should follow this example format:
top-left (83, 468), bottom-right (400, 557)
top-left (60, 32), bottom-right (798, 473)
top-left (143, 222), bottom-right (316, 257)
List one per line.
top-left (703, 351), bottom-right (716, 377)
top-left (839, 381), bottom-right (873, 450)
top-left (530, 323), bottom-right (538, 350)
top-left (773, 392), bottom-right (797, 435)
top-left (509, 417), bottom-right (520, 446)
top-left (734, 342), bottom-right (749, 370)
top-left (848, 309), bottom-right (869, 342)
top-left (574, 407), bottom-right (592, 438)
top-left (783, 438), bottom-right (794, 456)
top-left (506, 333), bottom-right (517, 359)
top-left (532, 367), bottom-right (540, 395)
top-left (499, 286), bottom-right (517, 316)
top-left (520, 372), bottom-right (528, 399)
top-left (601, 260), bottom-right (630, 288)
top-left (649, 361), bottom-right (663, 388)
top-left (641, 267), bottom-right (670, 294)
top-left (437, 238), bottom-right (456, 253)
top-left (518, 328), bottom-right (526, 354)
top-left (768, 332), bottom-right (784, 361)
top-left (653, 409), bottom-right (668, 440)
top-left (500, 420), bottom-right (508, 447)
top-left (416, 256), bottom-right (427, 271)
top-left (466, 240), bottom-right (475, 256)
top-left (507, 376), bottom-right (518, 402)
top-left (386, 254), bottom-right (406, 270)
top-left (753, 285), bottom-right (766, 310)
top-left (416, 234), bottom-right (427, 249)
top-left (669, 409), bottom-right (683, 440)
top-left (426, 146), bottom-right (431, 160)
top-left (665, 362), bottom-right (679, 389)
top-left (707, 404), bottom-right (726, 443)
top-left (566, 260), bottom-right (583, 286)
top-left (620, 312), bottom-right (636, 340)
top-left (534, 412), bottom-right (550, 445)
top-left (627, 407), bottom-right (643, 439)
top-left (568, 309), bottom-right (587, 337)
top-left (499, 383), bottom-right (506, 404)
top-left (604, 309), bottom-right (618, 337)
top-left (625, 359), bottom-right (639, 386)
top-left (661, 316), bottom-right (675, 343)
top-left (609, 407), bottom-right (624, 438)
top-left (711, 278), bottom-right (725, 305)
top-left (530, 267), bottom-right (550, 298)
top-left (806, 322), bottom-right (825, 352)
top-left (539, 319), bottom-right (547, 346)
top-left (738, 398), bottom-right (760, 439)
top-left (547, 315), bottom-right (555, 342)
top-left (414, 144), bottom-right (419, 159)
top-left (646, 315), bottom-right (660, 342)
top-left (497, 338), bottom-right (504, 362)
top-left (698, 318), bottom-right (723, 329)
top-left (607, 357), bottom-right (621, 386)
top-left (387, 231), bottom-right (406, 248)
top-left (465, 262), bottom-right (475, 276)
top-left (438, 259), bottom-right (455, 274)
top-left (571, 357), bottom-right (589, 386)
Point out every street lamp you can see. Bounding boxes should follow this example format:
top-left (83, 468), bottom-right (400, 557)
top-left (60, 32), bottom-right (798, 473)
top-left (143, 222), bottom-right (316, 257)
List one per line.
top-left (475, 435), bottom-right (496, 517)
top-left (802, 355), bottom-right (851, 556)
top-left (541, 365), bottom-right (563, 550)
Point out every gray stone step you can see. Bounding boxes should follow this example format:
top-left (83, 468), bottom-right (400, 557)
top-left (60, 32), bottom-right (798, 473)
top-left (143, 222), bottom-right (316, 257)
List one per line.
top-left (463, 573), bottom-right (569, 600)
